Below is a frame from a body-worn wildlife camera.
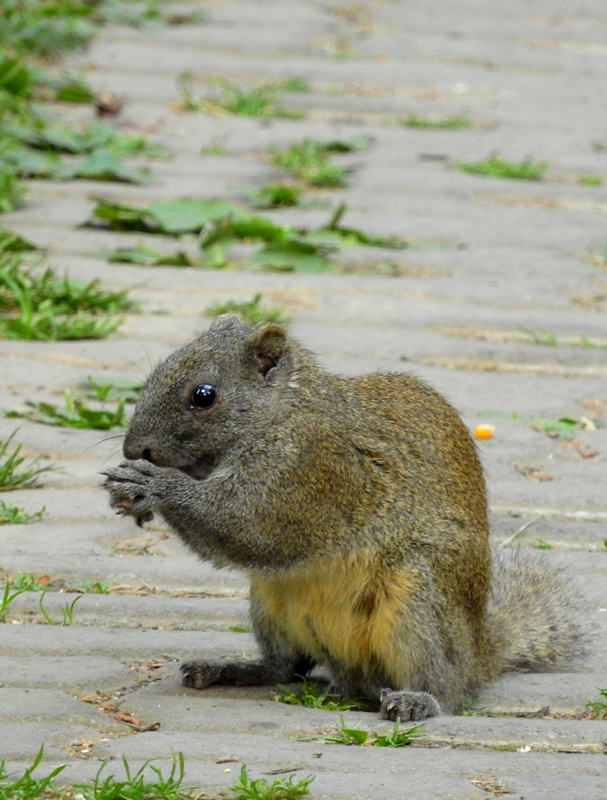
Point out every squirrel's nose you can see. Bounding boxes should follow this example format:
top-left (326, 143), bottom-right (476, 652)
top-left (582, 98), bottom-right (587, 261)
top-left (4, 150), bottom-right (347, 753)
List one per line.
top-left (123, 436), bottom-right (154, 463)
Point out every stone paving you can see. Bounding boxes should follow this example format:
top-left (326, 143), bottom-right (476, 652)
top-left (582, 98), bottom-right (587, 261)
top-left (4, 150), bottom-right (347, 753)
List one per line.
top-left (1, 0), bottom-right (607, 797)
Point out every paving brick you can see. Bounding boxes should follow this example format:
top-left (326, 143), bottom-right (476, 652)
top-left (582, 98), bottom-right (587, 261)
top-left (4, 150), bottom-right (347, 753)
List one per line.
top-left (2, 0), bottom-right (607, 794)
top-left (0, 656), bottom-right (140, 692)
top-left (0, 688), bottom-right (126, 732)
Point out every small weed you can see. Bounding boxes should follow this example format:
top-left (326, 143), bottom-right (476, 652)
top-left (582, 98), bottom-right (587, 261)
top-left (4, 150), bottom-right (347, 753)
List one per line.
top-left (577, 175), bottom-right (602, 186)
top-left (10, 571), bottom-right (41, 591)
top-left (38, 591), bottom-right (82, 625)
top-left (0, 573), bottom-right (27, 615)
top-left (533, 538), bottom-right (553, 550)
top-left (0, 0), bottom-right (161, 57)
top-left (97, 241), bottom-right (196, 267)
top-left (1, 307), bottom-right (122, 340)
top-left (402, 114), bottom-right (471, 129)
top-left (53, 77), bottom-right (96, 103)
top-left (205, 294), bottom-right (290, 325)
top-left (579, 335), bottom-right (607, 349)
top-left (178, 73), bottom-right (306, 118)
top-left (271, 139), bottom-right (351, 187)
top-left (61, 594), bottom-right (82, 624)
top-left (89, 197), bottom-right (249, 234)
top-left (83, 376), bottom-right (143, 403)
top-left (523, 328), bottom-right (557, 346)
top-left (373, 718), bottom-right (424, 747)
top-left (459, 700), bottom-right (488, 716)
top-left (0, 500), bottom-right (44, 524)
top-left (456, 153), bottom-right (549, 180)
top-left (12, 121), bottom-right (167, 158)
top-left (0, 430), bottom-right (56, 490)
top-left (3, 148), bottom-right (151, 184)
top-left (90, 198), bottom-right (408, 273)
top-left (303, 715), bottom-right (423, 747)
top-left (0, 746), bottom-right (66, 799)
top-left (274, 678), bottom-right (361, 711)
top-left (0, 748), bottom-right (198, 800)
top-left (531, 417), bottom-right (581, 440)
top-left (176, 71), bottom-right (202, 112)
top-left (200, 134), bottom-right (230, 155)
top-left (518, 328), bottom-right (606, 349)
top-left (586, 688), bottom-right (607, 719)
top-left (7, 389), bottom-right (128, 430)
top-left (229, 765), bottom-right (313, 800)
top-left (246, 182), bottom-right (303, 209)
top-left (73, 751), bottom-right (195, 800)
top-left (0, 165), bottom-right (25, 213)
top-left (73, 577), bottom-right (112, 594)
top-left (227, 625), bottom-right (251, 633)
top-left (0, 254), bottom-right (134, 340)
top-left (0, 229), bottom-right (38, 252)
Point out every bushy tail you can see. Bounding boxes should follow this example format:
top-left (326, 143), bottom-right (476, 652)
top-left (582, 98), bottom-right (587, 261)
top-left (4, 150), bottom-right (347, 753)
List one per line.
top-left (482, 549), bottom-right (586, 677)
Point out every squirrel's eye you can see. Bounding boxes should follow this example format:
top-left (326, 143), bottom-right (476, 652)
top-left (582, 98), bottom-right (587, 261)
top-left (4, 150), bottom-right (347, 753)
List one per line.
top-left (189, 384), bottom-right (218, 409)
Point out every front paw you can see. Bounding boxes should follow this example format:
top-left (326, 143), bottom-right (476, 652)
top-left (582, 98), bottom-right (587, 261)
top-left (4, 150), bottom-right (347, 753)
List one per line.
top-left (102, 459), bottom-right (168, 525)
top-left (180, 660), bottom-right (223, 690)
top-left (379, 689), bottom-right (441, 721)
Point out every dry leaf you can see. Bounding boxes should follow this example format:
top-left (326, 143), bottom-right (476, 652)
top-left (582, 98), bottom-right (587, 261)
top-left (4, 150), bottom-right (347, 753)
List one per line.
top-left (560, 439), bottom-right (598, 459)
top-left (114, 713), bottom-right (143, 726)
top-left (514, 465), bottom-right (554, 482)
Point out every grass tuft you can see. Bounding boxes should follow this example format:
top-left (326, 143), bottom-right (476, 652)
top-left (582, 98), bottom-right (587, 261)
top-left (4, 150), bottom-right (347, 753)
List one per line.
top-left (0, 248), bottom-right (135, 340)
top-left (205, 294), bottom-right (290, 325)
top-left (229, 765), bottom-right (313, 800)
top-left (0, 500), bottom-right (45, 524)
top-left (586, 688), bottom-right (607, 720)
top-left (0, 430), bottom-right (56, 490)
top-left (271, 139), bottom-right (350, 187)
top-left (0, 746), bottom-right (66, 799)
top-left (178, 73), bottom-right (307, 118)
top-left (274, 678), bottom-right (362, 711)
top-left (7, 389), bottom-right (128, 430)
top-left (577, 175), bottom-right (602, 186)
top-left (246, 182), bottom-right (303, 209)
top-left (402, 114), bottom-right (471, 129)
top-left (456, 153), bottom-right (549, 180)
top-left (301, 715), bottom-right (423, 747)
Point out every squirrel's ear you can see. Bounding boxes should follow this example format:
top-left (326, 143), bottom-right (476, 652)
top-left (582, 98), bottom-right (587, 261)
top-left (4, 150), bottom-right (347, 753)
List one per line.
top-left (209, 313), bottom-right (247, 332)
top-left (248, 324), bottom-right (287, 377)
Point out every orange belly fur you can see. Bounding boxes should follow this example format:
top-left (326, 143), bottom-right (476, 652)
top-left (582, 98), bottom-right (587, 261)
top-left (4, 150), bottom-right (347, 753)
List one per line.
top-left (251, 549), bottom-right (419, 688)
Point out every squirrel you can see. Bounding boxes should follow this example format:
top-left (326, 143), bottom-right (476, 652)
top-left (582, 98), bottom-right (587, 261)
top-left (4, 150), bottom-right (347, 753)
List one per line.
top-left (103, 314), bottom-right (582, 720)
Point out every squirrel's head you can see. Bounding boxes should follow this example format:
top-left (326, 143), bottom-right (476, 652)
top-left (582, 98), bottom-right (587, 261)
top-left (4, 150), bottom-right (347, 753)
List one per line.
top-left (123, 315), bottom-right (305, 476)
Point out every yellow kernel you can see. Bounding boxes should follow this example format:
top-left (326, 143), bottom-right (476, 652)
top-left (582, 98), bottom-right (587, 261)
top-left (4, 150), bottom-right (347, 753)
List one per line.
top-left (474, 424), bottom-right (494, 439)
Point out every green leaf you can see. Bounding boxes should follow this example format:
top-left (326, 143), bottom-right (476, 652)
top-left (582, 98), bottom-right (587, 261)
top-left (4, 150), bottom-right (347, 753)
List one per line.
top-left (206, 294), bottom-right (290, 324)
top-left (340, 726), bottom-right (369, 744)
top-left (0, 229), bottom-right (38, 252)
top-left (65, 151), bottom-right (151, 184)
top-left (251, 241), bottom-right (336, 273)
top-left (2, 147), bottom-right (63, 178)
top-left (89, 199), bottom-right (158, 231)
top-left (532, 417), bottom-right (581, 440)
top-left (96, 242), bottom-right (196, 266)
top-left (54, 79), bottom-right (96, 103)
top-left (8, 394), bottom-right (127, 430)
top-left (148, 198), bottom-right (247, 234)
top-left (83, 376), bottom-right (143, 403)
top-left (246, 182), bottom-right (302, 209)
top-left (322, 135), bottom-right (373, 152)
top-left (319, 203), bottom-right (409, 248)
top-left (0, 56), bottom-right (32, 97)
top-left (373, 720), bottom-right (424, 747)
